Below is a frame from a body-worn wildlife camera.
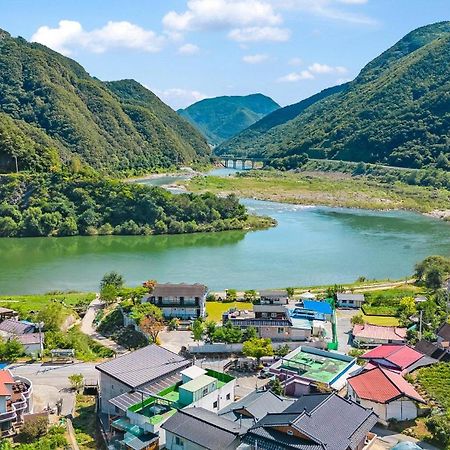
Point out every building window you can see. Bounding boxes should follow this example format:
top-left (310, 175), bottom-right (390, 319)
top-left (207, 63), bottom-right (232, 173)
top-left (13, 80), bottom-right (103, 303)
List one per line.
top-left (271, 313), bottom-right (277, 318)
top-left (175, 436), bottom-right (184, 447)
top-left (213, 400), bottom-right (218, 408)
top-left (202, 387), bottom-right (209, 397)
top-left (226, 393), bottom-right (231, 400)
top-left (341, 299), bottom-right (347, 304)
top-left (262, 312), bottom-right (268, 318)
top-left (277, 327), bottom-right (284, 334)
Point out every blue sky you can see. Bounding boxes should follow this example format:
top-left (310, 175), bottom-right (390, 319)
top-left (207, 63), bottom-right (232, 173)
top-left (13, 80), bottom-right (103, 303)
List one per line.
top-left (2, 0), bottom-right (449, 109)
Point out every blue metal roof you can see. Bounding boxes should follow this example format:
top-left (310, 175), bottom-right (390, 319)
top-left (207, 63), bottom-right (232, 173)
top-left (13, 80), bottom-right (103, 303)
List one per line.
top-left (303, 300), bottom-right (333, 315)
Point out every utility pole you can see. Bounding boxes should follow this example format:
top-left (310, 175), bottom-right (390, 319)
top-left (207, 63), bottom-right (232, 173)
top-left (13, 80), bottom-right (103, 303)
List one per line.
top-left (419, 309), bottom-right (423, 341)
top-left (13, 155), bottom-right (18, 173)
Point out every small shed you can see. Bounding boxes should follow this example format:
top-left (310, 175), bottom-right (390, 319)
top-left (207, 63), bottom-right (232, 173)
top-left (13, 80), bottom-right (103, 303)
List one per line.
top-left (303, 301), bottom-right (333, 321)
top-left (178, 374), bottom-right (217, 406)
top-left (51, 349), bottom-right (75, 363)
top-left (336, 293), bottom-right (365, 308)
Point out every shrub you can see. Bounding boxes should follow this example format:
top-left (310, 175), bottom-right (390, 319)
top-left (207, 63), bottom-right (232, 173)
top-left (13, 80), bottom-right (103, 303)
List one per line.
top-left (18, 416), bottom-right (48, 443)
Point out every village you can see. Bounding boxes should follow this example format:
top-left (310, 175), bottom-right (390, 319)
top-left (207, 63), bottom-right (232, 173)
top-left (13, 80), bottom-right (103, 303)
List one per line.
top-left (0, 258), bottom-right (449, 450)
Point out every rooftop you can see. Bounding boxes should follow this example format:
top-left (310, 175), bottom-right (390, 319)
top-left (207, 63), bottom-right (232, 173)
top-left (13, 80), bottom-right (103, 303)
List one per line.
top-left (0, 319), bottom-right (34, 335)
top-left (0, 369), bottom-right (15, 396)
top-left (437, 322), bottom-right (450, 341)
top-left (180, 365), bottom-right (206, 380)
top-left (276, 346), bottom-right (355, 384)
top-left (180, 374), bottom-right (217, 393)
top-left (361, 344), bottom-right (424, 371)
top-left (336, 293), bottom-right (365, 301)
top-left (352, 324), bottom-right (407, 341)
top-left (151, 283), bottom-right (207, 298)
top-left (96, 344), bottom-right (190, 388)
top-left (303, 300), bottom-right (333, 315)
top-left (162, 407), bottom-right (245, 450)
top-left (348, 366), bottom-right (424, 403)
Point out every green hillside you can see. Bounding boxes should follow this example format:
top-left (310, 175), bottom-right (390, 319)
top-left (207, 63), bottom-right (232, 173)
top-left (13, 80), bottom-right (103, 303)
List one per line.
top-left (178, 94), bottom-right (279, 146)
top-left (0, 29), bottom-right (210, 174)
top-left (217, 22), bottom-right (450, 169)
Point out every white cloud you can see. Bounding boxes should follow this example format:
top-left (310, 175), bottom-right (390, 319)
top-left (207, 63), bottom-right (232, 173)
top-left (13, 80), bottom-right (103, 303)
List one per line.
top-left (278, 70), bottom-right (314, 82)
top-left (31, 20), bottom-right (164, 55)
top-left (178, 43), bottom-right (200, 54)
top-left (270, 0), bottom-right (376, 25)
top-left (308, 62), bottom-right (348, 74)
top-left (288, 57), bottom-right (303, 66)
top-left (163, 0), bottom-right (281, 32)
top-left (242, 53), bottom-right (269, 64)
top-left (229, 26), bottom-right (290, 42)
top-left (156, 88), bottom-right (208, 109)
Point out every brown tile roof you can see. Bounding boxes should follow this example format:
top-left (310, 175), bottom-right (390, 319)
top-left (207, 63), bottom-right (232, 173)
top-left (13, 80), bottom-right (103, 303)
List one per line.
top-left (151, 283), bottom-right (207, 298)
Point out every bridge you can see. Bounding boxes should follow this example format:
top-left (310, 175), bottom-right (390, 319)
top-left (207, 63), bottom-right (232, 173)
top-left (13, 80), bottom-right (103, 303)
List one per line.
top-left (219, 154), bottom-right (267, 170)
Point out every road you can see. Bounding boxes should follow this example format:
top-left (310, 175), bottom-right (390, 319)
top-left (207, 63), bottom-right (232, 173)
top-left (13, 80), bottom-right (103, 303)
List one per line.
top-left (9, 362), bottom-right (98, 416)
top-left (81, 296), bottom-right (128, 354)
top-left (335, 309), bottom-right (359, 353)
top-left (373, 426), bottom-right (441, 450)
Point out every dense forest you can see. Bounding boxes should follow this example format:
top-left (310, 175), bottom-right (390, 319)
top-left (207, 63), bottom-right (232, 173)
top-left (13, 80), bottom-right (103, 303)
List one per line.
top-left (0, 29), bottom-right (210, 175)
top-left (218, 22), bottom-right (450, 170)
top-left (0, 172), bottom-right (271, 237)
top-left (178, 94), bottom-right (279, 146)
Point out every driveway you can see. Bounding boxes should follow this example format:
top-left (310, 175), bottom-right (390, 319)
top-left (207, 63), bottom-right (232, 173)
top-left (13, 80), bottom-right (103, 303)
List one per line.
top-left (335, 309), bottom-right (359, 353)
top-left (373, 426), bottom-right (441, 450)
top-left (159, 329), bottom-right (194, 354)
top-left (81, 296), bottom-right (128, 355)
top-left (9, 362), bottom-right (98, 416)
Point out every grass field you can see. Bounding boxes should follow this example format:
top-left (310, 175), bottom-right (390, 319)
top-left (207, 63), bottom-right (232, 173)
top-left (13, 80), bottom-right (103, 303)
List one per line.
top-left (362, 314), bottom-right (400, 326)
top-left (0, 292), bottom-right (95, 312)
top-left (206, 301), bottom-right (253, 322)
top-left (416, 363), bottom-right (450, 413)
top-left (72, 394), bottom-right (99, 450)
top-left (183, 171), bottom-right (450, 213)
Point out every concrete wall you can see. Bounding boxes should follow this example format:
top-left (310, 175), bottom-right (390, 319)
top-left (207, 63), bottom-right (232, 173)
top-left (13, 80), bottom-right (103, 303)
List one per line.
top-left (98, 372), bottom-right (131, 415)
top-left (189, 341), bottom-right (304, 354)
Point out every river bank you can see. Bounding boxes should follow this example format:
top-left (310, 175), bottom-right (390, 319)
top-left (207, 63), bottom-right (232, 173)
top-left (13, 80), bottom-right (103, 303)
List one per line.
top-left (181, 170), bottom-right (450, 216)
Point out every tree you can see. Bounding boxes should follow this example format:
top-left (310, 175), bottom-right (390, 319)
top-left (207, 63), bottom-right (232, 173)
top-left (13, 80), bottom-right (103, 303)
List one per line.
top-left (225, 289), bottom-right (237, 302)
top-left (100, 284), bottom-right (118, 304)
top-left (275, 344), bottom-right (291, 357)
top-left (243, 290), bottom-right (257, 302)
top-left (192, 319), bottom-right (205, 344)
top-left (100, 271), bottom-right (125, 290)
top-left (286, 287), bottom-right (295, 298)
top-left (168, 318), bottom-right (179, 331)
top-left (425, 266), bottom-right (444, 290)
top-left (205, 320), bottom-right (217, 343)
top-left (18, 416), bottom-right (48, 443)
top-left (143, 279), bottom-right (157, 293)
top-left (242, 338), bottom-right (273, 366)
top-left (243, 326), bottom-right (258, 341)
top-left (268, 377), bottom-right (284, 396)
top-left (0, 337), bottom-right (24, 362)
top-left (140, 316), bottom-right (165, 343)
top-left (351, 314), bottom-right (365, 325)
top-left (130, 303), bottom-right (163, 324)
top-left (36, 302), bottom-right (66, 331)
top-left (68, 373), bottom-right (84, 392)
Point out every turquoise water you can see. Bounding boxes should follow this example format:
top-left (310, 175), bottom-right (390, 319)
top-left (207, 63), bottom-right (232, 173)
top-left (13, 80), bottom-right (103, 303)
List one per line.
top-left (0, 196), bottom-right (449, 294)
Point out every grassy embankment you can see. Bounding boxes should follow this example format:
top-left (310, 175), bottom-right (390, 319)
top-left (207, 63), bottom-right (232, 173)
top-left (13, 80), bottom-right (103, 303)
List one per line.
top-left (182, 171), bottom-right (450, 213)
top-left (0, 292), bottom-right (95, 311)
top-left (73, 394), bottom-right (102, 450)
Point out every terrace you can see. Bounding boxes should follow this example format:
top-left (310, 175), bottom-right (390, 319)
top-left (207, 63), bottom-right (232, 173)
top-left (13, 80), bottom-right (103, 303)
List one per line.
top-left (126, 369), bottom-right (234, 426)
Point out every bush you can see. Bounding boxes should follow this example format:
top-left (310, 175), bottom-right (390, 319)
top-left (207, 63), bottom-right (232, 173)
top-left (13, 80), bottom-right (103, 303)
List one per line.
top-left (18, 417), bottom-right (48, 443)
top-left (114, 326), bottom-right (148, 350)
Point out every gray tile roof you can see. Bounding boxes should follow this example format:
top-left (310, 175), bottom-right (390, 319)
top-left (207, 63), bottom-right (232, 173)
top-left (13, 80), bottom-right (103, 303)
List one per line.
top-left (437, 323), bottom-right (450, 341)
top-left (414, 340), bottom-right (450, 361)
top-left (246, 393), bottom-right (378, 450)
top-left (336, 293), bottom-right (365, 301)
top-left (230, 318), bottom-right (292, 327)
top-left (96, 345), bottom-right (190, 388)
top-left (219, 390), bottom-right (294, 427)
top-left (283, 393), bottom-right (329, 414)
top-left (0, 319), bottom-right (34, 335)
top-left (151, 283), bottom-right (207, 298)
top-left (109, 370), bottom-right (183, 411)
top-left (162, 407), bottom-right (244, 450)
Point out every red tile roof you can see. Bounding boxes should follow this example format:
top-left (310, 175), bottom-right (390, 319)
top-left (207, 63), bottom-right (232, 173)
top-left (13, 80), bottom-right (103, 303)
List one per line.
top-left (352, 324), bottom-right (407, 341)
top-left (348, 367), bottom-right (424, 403)
top-left (361, 345), bottom-right (424, 371)
top-left (0, 370), bottom-right (15, 396)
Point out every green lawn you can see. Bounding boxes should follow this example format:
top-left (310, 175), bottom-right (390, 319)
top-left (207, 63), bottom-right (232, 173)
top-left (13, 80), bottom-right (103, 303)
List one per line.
top-left (73, 394), bottom-right (100, 450)
top-left (0, 292), bottom-right (95, 312)
top-left (416, 363), bottom-right (450, 413)
top-left (362, 314), bottom-right (400, 326)
top-left (206, 301), bottom-right (253, 322)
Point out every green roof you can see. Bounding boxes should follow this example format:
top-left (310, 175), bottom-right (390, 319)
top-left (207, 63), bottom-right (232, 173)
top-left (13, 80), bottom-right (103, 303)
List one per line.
top-left (180, 374), bottom-right (216, 393)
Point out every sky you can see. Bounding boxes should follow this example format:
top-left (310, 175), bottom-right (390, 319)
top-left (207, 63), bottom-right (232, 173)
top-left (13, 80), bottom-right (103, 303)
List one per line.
top-left (1, 0), bottom-right (449, 109)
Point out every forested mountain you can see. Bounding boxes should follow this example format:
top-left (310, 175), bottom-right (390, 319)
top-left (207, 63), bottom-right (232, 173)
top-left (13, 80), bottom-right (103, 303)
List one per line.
top-left (217, 22), bottom-right (450, 169)
top-left (178, 94), bottom-right (279, 146)
top-left (0, 29), bottom-right (210, 174)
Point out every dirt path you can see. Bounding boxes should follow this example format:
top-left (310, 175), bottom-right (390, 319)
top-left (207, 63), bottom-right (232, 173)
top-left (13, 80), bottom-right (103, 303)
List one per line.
top-left (81, 296), bottom-right (128, 355)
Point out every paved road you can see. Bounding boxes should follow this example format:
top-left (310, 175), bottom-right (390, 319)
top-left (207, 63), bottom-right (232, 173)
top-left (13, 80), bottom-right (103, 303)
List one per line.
top-left (159, 329), bottom-right (194, 354)
top-left (9, 362), bottom-right (98, 416)
top-left (373, 426), bottom-right (441, 450)
top-left (81, 297), bottom-right (128, 354)
top-left (335, 309), bottom-right (359, 353)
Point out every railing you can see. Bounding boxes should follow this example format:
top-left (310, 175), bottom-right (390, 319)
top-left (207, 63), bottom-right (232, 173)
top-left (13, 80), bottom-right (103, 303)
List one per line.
top-left (0, 409), bottom-right (17, 423)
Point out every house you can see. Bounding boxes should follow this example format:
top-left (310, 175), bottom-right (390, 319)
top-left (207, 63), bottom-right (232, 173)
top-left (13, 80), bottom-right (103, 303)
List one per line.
top-left (414, 340), bottom-right (450, 362)
top-left (96, 344), bottom-right (191, 416)
top-left (347, 366), bottom-right (425, 424)
top-left (254, 290), bottom-right (289, 320)
top-left (360, 344), bottom-right (433, 374)
top-left (242, 392), bottom-right (378, 450)
top-left (0, 320), bottom-right (42, 357)
top-left (436, 322), bottom-right (450, 349)
top-left (0, 369), bottom-right (33, 437)
top-left (143, 283), bottom-right (207, 319)
top-left (218, 390), bottom-right (295, 428)
top-left (0, 308), bottom-right (18, 323)
top-left (163, 407), bottom-right (246, 450)
top-left (289, 300), bottom-right (332, 322)
top-left (337, 293), bottom-right (365, 308)
top-left (109, 365), bottom-right (236, 449)
top-left (267, 346), bottom-right (358, 395)
top-left (352, 324), bottom-right (407, 347)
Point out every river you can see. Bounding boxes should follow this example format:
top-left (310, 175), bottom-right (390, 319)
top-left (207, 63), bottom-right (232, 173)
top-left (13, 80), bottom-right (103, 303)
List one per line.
top-left (0, 169), bottom-right (449, 294)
